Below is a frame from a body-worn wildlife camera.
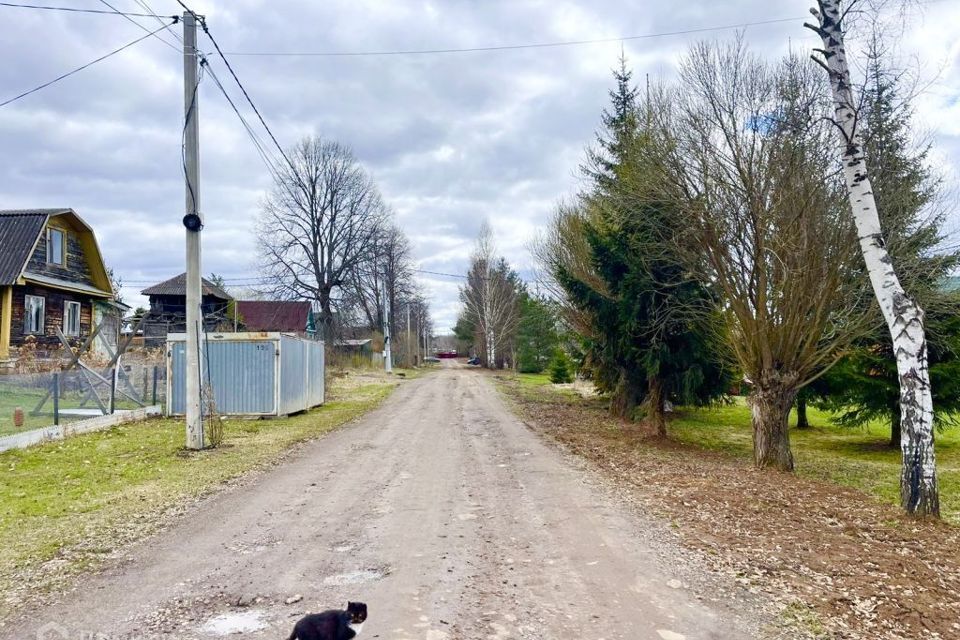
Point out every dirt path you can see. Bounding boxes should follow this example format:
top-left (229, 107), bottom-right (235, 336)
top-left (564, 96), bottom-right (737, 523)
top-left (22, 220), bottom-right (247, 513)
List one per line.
top-left (5, 365), bottom-right (768, 640)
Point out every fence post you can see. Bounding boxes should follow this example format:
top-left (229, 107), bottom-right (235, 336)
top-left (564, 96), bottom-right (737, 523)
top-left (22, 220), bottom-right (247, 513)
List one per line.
top-left (152, 365), bottom-right (159, 405)
top-left (109, 367), bottom-right (117, 414)
top-left (53, 372), bottom-right (59, 426)
top-left (142, 367), bottom-right (149, 403)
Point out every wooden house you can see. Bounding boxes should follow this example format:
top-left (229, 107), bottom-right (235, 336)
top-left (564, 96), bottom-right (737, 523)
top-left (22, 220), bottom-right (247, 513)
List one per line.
top-left (140, 273), bottom-right (233, 346)
top-left (0, 208), bottom-right (116, 363)
top-left (235, 300), bottom-right (314, 335)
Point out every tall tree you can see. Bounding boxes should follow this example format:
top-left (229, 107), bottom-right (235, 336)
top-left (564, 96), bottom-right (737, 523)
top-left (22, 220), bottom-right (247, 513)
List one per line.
top-left (806, 0), bottom-right (940, 516)
top-left (257, 135), bottom-right (388, 338)
top-left (347, 223), bottom-right (416, 336)
top-left (662, 43), bottom-right (874, 468)
top-left (460, 224), bottom-right (521, 369)
top-left (806, 42), bottom-right (960, 447)
top-left (547, 58), bottom-right (730, 433)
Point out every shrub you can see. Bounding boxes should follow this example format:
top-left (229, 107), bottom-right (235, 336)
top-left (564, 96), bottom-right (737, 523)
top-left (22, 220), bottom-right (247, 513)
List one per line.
top-left (549, 350), bottom-right (573, 384)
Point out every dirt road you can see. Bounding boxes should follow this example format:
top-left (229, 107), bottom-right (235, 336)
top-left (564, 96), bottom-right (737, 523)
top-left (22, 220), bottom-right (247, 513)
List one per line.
top-left (7, 364), bottom-right (766, 640)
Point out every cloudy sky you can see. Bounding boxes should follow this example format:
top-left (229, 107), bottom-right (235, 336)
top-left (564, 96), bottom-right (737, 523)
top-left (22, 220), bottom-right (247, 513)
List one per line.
top-left (1, 0), bottom-right (958, 331)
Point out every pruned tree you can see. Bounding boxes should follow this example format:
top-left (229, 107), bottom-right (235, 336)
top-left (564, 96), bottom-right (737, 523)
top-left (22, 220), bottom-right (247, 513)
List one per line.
top-left (256, 135), bottom-right (388, 338)
top-left (661, 42), bottom-right (875, 469)
top-left (805, 0), bottom-right (940, 516)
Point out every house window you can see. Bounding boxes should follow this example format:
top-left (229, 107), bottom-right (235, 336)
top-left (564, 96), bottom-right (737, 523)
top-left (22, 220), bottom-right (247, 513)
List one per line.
top-left (47, 228), bottom-right (65, 266)
top-left (24, 295), bottom-right (45, 334)
top-left (64, 301), bottom-right (81, 337)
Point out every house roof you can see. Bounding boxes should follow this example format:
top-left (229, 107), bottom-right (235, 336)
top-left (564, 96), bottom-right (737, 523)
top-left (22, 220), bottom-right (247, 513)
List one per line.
top-left (236, 300), bottom-right (311, 332)
top-left (141, 273), bottom-right (233, 300)
top-left (0, 209), bottom-right (112, 296)
top-left (335, 339), bottom-right (372, 347)
top-left (0, 210), bottom-right (51, 284)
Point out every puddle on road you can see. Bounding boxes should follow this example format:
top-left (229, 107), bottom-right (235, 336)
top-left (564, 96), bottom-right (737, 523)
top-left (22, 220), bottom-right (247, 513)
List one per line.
top-left (323, 568), bottom-right (385, 586)
top-left (199, 610), bottom-right (267, 636)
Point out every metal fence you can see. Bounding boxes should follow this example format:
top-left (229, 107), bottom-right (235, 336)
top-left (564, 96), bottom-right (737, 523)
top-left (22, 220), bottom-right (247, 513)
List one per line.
top-left (0, 364), bottom-right (166, 436)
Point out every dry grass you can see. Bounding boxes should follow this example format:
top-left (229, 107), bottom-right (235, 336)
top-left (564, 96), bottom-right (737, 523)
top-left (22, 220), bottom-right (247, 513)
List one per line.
top-left (496, 373), bottom-right (960, 640)
top-left (0, 371), bottom-right (401, 621)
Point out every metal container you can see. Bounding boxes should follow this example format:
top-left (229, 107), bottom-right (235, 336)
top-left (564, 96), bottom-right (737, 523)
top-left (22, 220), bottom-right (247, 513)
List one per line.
top-left (166, 332), bottom-right (325, 416)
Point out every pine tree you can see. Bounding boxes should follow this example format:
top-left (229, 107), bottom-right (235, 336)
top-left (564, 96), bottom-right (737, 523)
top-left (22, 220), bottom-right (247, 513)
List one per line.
top-left (585, 52), bottom-right (641, 187)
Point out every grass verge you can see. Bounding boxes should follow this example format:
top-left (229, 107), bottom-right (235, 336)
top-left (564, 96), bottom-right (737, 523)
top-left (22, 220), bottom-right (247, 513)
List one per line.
top-left (0, 372), bottom-right (398, 619)
top-left (666, 398), bottom-right (960, 522)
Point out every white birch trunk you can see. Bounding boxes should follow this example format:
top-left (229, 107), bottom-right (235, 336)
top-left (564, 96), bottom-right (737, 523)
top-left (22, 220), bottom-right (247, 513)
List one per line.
top-left (807, 0), bottom-right (939, 516)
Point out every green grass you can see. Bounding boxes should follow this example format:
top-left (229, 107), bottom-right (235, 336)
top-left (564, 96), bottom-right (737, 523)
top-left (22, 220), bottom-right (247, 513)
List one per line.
top-left (0, 382), bottom-right (158, 435)
top-left (0, 376), bottom-right (397, 612)
top-left (513, 373), bottom-right (960, 523)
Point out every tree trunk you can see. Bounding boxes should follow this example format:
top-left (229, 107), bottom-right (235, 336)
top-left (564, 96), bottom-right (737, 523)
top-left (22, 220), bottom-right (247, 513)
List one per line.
top-left (796, 397), bottom-right (810, 430)
top-left (749, 384), bottom-right (796, 471)
top-left (646, 376), bottom-right (667, 437)
top-left (808, 2), bottom-right (939, 516)
top-left (610, 374), bottom-right (643, 420)
top-left (889, 406), bottom-right (901, 450)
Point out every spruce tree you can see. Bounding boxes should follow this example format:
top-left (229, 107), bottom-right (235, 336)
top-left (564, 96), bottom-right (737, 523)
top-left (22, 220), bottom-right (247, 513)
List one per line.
top-left (556, 58), bottom-right (730, 434)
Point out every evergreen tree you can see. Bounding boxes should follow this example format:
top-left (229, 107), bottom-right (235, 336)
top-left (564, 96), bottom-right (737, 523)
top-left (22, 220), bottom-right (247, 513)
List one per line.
top-left (549, 349), bottom-right (574, 384)
top-left (516, 292), bottom-right (560, 373)
top-left (556, 59), bottom-right (730, 434)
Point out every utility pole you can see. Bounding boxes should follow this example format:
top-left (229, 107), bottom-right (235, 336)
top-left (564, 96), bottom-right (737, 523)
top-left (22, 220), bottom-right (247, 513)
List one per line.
top-left (382, 292), bottom-right (392, 373)
top-left (182, 11), bottom-right (204, 450)
top-left (406, 304), bottom-right (411, 367)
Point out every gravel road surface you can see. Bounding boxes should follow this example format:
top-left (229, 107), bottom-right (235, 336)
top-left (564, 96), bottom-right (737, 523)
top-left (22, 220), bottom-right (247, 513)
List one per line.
top-left (7, 364), bottom-right (765, 640)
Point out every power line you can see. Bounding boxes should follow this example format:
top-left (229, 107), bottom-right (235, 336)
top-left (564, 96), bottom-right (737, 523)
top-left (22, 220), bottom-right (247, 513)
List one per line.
top-left (416, 269), bottom-right (468, 279)
top-left (133, 0), bottom-right (183, 44)
top-left (202, 57), bottom-right (285, 183)
top-left (0, 19), bottom-right (176, 108)
top-left (221, 16), bottom-right (806, 58)
top-left (198, 17), bottom-right (298, 176)
top-left (96, 0), bottom-right (180, 52)
top-left (0, 1), bottom-right (170, 18)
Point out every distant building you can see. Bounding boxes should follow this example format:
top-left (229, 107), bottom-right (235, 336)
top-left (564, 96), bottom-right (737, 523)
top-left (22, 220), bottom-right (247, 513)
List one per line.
top-left (235, 300), bottom-right (314, 335)
top-left (141, 273), bottom-right (233, 346)
top-left (0, 208), bottom-right (120, 364)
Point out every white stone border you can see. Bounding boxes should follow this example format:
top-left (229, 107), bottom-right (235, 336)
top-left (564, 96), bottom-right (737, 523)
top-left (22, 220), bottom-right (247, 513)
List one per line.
top-left (0, 406), bottom-right (162, 453)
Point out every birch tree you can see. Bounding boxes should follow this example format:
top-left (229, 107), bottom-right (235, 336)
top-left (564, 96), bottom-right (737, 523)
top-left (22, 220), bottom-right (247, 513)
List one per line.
top-left (460, 223), bottom-right (520, 369)
top-left (805, 0), bottom-right (939, 516)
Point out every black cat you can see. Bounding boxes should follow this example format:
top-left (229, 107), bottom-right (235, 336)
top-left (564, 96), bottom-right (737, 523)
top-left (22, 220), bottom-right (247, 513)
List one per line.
top-left (287, 601), bottom-right (368, 640)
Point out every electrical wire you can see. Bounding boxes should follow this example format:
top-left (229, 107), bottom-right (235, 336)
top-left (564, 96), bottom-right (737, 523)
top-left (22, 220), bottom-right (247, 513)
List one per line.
top-left (221, 16), bottom-right (807, 58)
top-left (202, 58), bottom-right (285, 184)
top-left (197, 16), bottom-right (298, 176)
top-left (133, 0), bottom-right (183, 44)
top-left (0, 1), bottom-right (168, 17)
top-left (96, 0), bottom-right (180, 52)
top-left (182, 58), bottom-right (203, 217)
top-left (0, 20), bottom-right (176, 108)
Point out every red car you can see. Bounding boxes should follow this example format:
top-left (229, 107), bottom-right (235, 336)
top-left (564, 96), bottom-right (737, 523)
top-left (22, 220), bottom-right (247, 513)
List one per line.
top-left (436, 349), bottom-right (458, 358)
